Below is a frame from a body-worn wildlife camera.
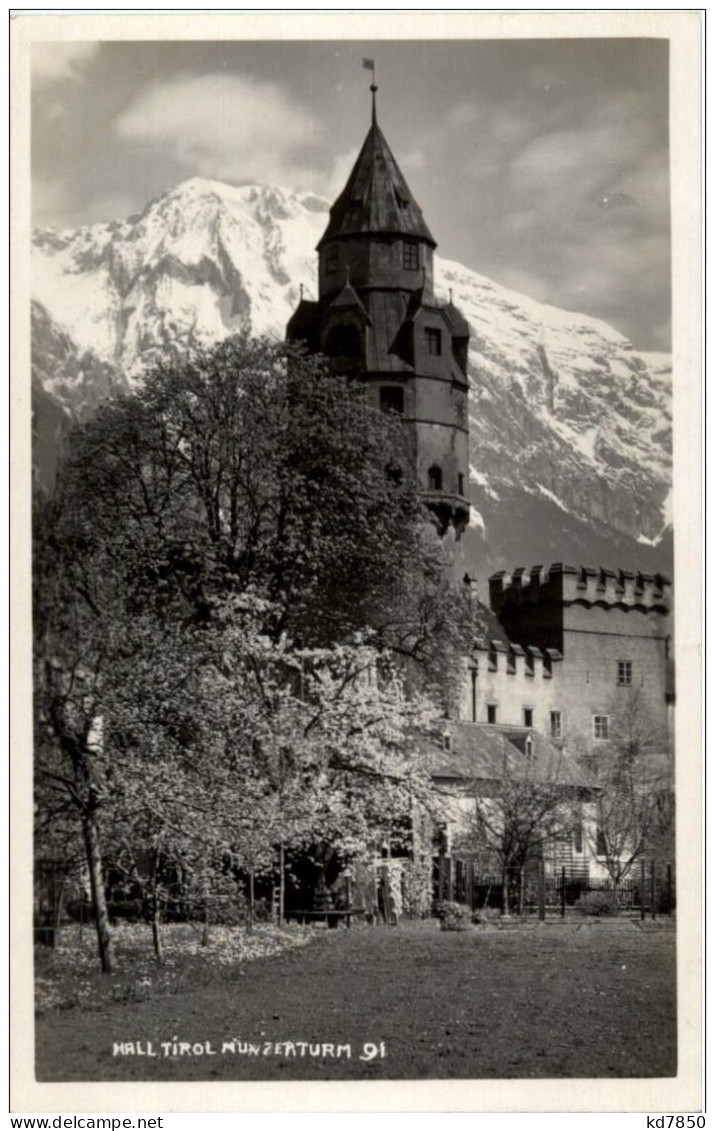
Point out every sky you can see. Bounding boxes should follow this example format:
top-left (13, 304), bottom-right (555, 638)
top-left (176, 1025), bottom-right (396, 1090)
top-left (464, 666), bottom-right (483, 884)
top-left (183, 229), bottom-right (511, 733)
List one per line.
top-left (31, 38), bottom-right (670, 350)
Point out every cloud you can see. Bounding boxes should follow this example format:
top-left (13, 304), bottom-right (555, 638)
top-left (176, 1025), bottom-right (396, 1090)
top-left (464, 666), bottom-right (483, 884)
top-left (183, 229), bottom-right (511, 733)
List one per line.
top-left (115, 72), bottom-right (326, 191)
top-left (32, 42), bottom-right (99, 88)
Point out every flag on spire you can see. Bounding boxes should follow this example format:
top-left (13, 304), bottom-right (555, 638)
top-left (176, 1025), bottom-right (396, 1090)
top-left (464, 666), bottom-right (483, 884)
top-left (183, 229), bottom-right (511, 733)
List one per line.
top-left (362, 58), bottom-right (375, 72)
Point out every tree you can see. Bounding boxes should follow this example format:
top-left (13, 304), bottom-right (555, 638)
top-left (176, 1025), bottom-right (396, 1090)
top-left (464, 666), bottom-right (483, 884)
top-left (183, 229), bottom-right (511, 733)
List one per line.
top-left (33, 489), bottom-right (124, 972)
top-left (61, 334), bottom-right (481, 681)
top-left (34, 333), bottom-right (474, 966)
top-left (454, 738), bottom-right (582, 915)
top-left (584, 688), bottom-right (673, 896)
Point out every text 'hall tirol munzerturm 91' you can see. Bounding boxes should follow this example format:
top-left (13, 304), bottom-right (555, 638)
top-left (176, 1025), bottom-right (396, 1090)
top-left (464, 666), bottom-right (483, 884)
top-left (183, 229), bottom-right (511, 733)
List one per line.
top-left (287, 85), bottom-right (471, 538)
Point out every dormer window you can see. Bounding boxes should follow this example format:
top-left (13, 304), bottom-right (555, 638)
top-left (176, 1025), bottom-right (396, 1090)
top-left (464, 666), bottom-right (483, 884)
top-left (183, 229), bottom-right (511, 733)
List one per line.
top-left (425, 328), bottom-right (442, 356)
top-left (403, 241), bottom-right (419, 270)
top-left (395, 190), bottom-right (410, 213)
top-left (325, 245), bottom-right (338, 274)
top-left (427, 465), bottom-right (442, 491)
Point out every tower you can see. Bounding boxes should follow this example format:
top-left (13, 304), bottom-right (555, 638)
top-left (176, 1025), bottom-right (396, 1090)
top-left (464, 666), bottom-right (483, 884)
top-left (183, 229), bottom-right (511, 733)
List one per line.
top-left (287, 86), bottom-right (471, 536)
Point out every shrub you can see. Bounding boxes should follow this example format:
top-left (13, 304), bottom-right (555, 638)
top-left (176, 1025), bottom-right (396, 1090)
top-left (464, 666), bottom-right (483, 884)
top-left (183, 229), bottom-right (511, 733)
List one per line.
top-left (472, 907), bottom-right (500, 925)
top-left (434, 901), bottom-right (472, 931)
top-left (575, 890), bottom-right (619, 917)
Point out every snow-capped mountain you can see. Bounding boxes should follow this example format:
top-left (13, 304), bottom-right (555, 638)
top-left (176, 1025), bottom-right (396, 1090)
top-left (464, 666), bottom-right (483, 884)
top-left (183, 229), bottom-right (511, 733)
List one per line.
top-left (31, 177), bottom-right (673, 576)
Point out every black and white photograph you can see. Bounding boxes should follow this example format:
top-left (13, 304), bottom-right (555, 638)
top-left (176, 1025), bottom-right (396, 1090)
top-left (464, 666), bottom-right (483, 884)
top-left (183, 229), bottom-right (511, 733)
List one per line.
top-left (11, 10), bottom-right (702, 1115)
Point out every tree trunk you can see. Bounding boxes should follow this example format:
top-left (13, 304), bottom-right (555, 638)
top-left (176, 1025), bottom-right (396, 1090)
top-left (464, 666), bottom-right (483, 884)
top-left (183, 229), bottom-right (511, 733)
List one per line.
top-left (501, 868), bottom-right (510, 917)
top-left (247, 869), bottom-right (254, 934)
top-left (278, 842), bottom-right (285, 927)
top-left (149, 847), bottom-right (164, 962)
top-left (151, 908), bottom-right (163, 962)
top-left (82, 813), bottom-right (115, 974)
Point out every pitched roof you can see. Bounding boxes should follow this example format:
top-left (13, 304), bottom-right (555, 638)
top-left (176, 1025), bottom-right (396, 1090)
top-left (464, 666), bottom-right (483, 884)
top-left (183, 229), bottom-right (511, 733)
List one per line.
top-left (428, 722), bottom-right (596, 790)
top-left (318, 121), bottom-right (436, 248)
top-left (328, 279), bottom-right (371, 322)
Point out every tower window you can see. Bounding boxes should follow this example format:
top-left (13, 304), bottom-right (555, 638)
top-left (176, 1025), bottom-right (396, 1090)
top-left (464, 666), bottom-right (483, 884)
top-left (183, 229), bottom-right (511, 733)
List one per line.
top-left (523, 708), bottom-right (533, 728)
top-left (487, 703), bottom-right (497, 725)
top-left (593, 715), bottom-right (610, 740)
top-left (325, 245), bottom-right (338, 274)
top-left (380, 386), bottom-right (404, 415)
top-left (458, 473), bottom-right (465, 496)
top-left (427, 465), bottom-right (443, 491)
top-left (550, 710), bottom-right (562, 740)
top-left (403, 242), bottom-right (419, 270)
top-left (617, 660), bottom-right (632, 685)
top-left (425, 328), bottom-right (442, 356)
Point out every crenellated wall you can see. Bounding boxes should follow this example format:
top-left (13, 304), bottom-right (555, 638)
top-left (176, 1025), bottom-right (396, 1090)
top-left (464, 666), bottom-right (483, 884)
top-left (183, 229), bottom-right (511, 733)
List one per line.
top-left (460, 562), bottom-right (672, 759)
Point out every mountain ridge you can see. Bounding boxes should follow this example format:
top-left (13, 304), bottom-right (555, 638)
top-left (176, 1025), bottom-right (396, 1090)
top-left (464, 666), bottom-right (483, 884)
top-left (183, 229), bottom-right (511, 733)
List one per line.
top-left (31, 176), bottom-right (673, 577)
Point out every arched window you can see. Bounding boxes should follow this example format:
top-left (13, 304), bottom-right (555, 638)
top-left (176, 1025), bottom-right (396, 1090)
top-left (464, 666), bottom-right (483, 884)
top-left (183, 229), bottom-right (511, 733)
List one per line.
top-left (427, 465), bottom-right (443, 491)
top-left (325, 323), bottom-right (362, 360)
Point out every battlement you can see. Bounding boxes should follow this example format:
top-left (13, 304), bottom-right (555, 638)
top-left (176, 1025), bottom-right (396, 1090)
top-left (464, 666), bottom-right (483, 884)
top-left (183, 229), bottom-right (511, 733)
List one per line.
top-left (489, 563), bottom-right (671, 615)
top-left (477, 638), bottom-right (562, 679)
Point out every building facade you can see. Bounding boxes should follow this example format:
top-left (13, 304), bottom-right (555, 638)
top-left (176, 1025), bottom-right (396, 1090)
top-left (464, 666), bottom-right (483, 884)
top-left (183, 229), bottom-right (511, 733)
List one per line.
top-left (462, 564), bottom-right (672, 760)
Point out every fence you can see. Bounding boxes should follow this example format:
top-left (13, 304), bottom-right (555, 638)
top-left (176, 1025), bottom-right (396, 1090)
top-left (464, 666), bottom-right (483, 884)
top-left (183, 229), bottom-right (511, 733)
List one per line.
top-left (435, 856), bottom-right (675, 918)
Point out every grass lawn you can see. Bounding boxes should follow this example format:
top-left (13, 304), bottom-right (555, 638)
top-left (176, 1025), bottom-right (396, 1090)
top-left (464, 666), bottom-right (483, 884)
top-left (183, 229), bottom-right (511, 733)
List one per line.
top-left (35, 919), bottom-right (677, 1081)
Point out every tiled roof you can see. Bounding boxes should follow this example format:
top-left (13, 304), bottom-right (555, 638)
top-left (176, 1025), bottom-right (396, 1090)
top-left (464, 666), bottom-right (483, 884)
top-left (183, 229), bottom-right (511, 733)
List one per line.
top-left (318, 122), bottom-right (436, 248)
top-left (428, 721), bottom-right (596, 790)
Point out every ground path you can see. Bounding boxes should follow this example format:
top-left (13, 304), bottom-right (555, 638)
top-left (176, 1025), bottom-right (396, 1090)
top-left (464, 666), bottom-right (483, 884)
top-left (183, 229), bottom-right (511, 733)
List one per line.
top-left (36, 920), bottom-right (676, 1081)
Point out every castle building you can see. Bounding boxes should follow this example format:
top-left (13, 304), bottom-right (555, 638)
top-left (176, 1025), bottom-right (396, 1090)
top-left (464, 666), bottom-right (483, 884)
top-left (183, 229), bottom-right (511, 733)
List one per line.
top-left (465, 564), bottom-right (672, 759)
top-left (287, 89), bottom-right (674, 903)
top-left (287, 88), bottom-right (471, 536)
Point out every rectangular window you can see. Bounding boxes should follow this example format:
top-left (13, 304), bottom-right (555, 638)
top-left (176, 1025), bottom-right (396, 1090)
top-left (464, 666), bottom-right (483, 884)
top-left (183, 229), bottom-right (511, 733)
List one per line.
top-left (596, 827), bottom-right (608, 856)
top-left (325, 245), bottom-right (338, 274)
top-left (487, 703), bottom-right (497, 725)
top-left (425, 328), bottom-right (442, 356)
top-left (573, 816), bottom-right (583, 854)
top-left (550, 710), bottom-right (562, 740)
top-left (379, 386), bottom-right (404, 415)
top-left (617, 660), bottom-right (632, 685)
top-left (523, 708), bottom-right (533, 728)
top-left (471, 668), bottom-right (478, 723)
top-left (403, 242), bottom-right (419, 270)
top-left (458, 473), bottom-right (465, 496)
top-left (593, 715), bottom-right (610, 739)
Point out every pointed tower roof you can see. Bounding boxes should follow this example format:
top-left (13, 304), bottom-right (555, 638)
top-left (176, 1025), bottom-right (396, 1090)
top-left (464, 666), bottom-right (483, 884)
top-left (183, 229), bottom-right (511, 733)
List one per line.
top-left (318, 112), bottom-right (436, 249)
